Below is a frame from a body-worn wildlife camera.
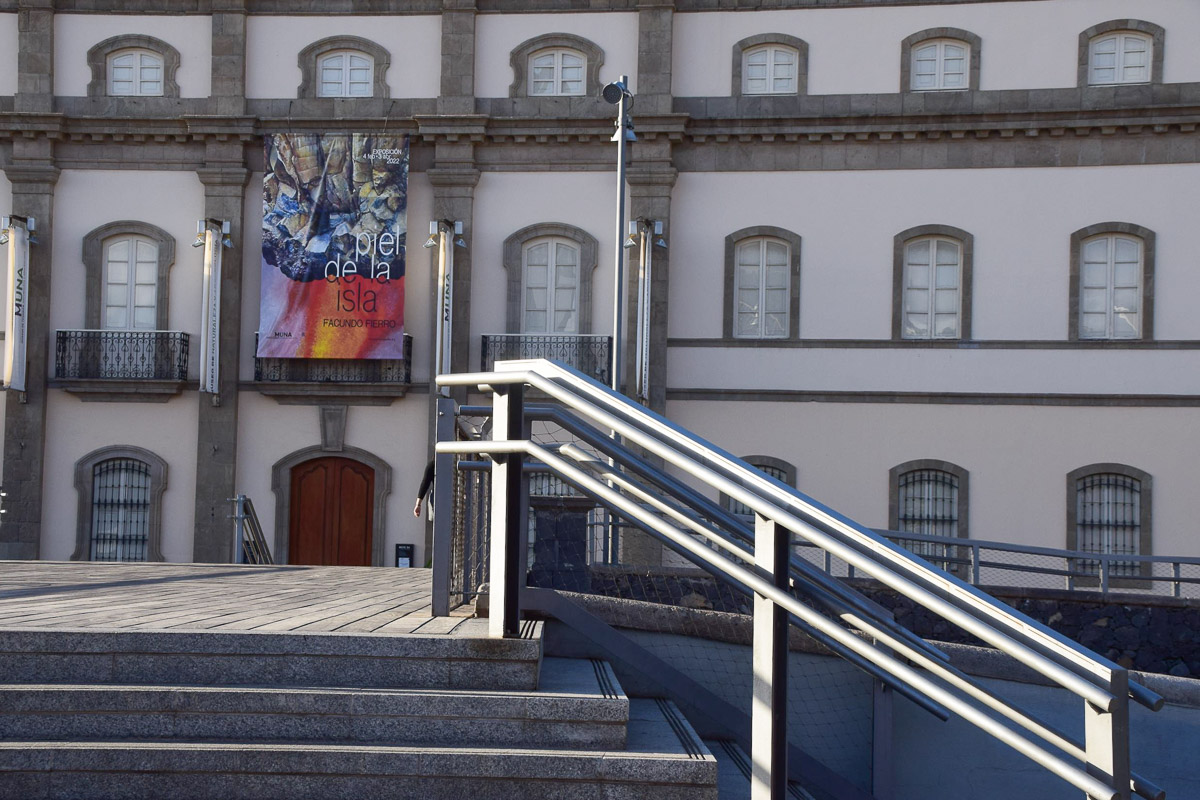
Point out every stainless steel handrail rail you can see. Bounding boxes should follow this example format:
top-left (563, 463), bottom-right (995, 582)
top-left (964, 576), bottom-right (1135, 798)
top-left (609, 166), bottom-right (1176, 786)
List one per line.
top-left (437, 360), bottom-right (1165, 800)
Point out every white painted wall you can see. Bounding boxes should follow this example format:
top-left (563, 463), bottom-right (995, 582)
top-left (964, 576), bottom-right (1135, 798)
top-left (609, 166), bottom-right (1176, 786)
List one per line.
top-left (50, 170), bottom-right (205, 347)
top-left (469, 170), bottom-right (619, 369)
top-left (474, 13), bottom-right (640, 98)
top-left (41, 390), bottom-right (199, 562)
top-left (670, 399), bottom-right (1200, 557)
top-left (233, 393), bottom-right (430, 566)
top-left (245, 16), bottom-right (441, 99)
top-left (0, 14), bottom-right (18, 96)
top-left (673, 0), bottom-right (1200, 96)
top-left (669, 164), bottom-right (1200, 343)
top-left (54, 15), bottom-right (212, 98)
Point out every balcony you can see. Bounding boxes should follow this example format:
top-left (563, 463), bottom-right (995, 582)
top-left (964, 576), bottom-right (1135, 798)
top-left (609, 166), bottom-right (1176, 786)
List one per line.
top-left (480, 334), bottom-right (612, 385)
top-left (253, 332), bottom-right (412, 406)
top-left (54, 330), bottom-right (190, 402)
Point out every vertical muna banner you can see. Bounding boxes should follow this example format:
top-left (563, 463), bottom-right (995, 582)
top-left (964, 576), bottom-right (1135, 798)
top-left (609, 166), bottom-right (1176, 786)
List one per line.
top-left (3, 220), bottom-right (28, 393)
top-left (198, 223), bottom-right (223, 394)
top-left (257, 133), bottom-right (408, 359)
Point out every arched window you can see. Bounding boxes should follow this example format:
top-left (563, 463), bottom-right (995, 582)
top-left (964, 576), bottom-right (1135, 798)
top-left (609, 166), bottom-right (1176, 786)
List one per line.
top-left (103, 235), bottom-right (159, 330)
top-left (108, 49), bottom-right (164, 96)
top-left (297, 36), bottom-right (390, 98)
top-left (724, 226), bottom-right (801, 341)
top-left (86, 35), bottom-right (181, 98)
top-left (900, 28), bottom-right (981, 92)
top-left (721, 456), bottom-right (796, 519)
top-left (911, 39), bottom-right (967, 91)
top-left (503, 223), bottom-right (599, 334)
top-left (523, 237), bottom-right (580, 333)
top-left (1078, 20), bottom-right (1164, 87)
top-left (83, 221), bottom-right (175, 331)
top-left (1069, 223), bottom-right (1154, 341)
top-left (889, 459), bottom-right (969, 572)
top-left (742, 45), bottom-right (798, 95)
top-left (509, 34), bottom-right (604, 99)
top-left (317, 50), bottom-right (374, 97)
top-left (529, 48), bottom-right (585, 96)
top-left (893, 225), bottom-right (973, 341)
top-left (732, 34), bottom-right (808, 96)
top-left (1067, 464), bottom-right (1152, 579)
top-left (73, 446), bottom-right (167, 562)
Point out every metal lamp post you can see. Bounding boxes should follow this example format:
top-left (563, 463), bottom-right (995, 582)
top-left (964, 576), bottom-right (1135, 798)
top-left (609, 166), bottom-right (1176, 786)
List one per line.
top-left (602, 76), bottom-right (635, 395)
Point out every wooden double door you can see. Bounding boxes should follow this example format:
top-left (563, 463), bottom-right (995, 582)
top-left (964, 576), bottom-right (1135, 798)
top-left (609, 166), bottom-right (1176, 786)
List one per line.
top-left (288, 456), bottom-right (374, 566)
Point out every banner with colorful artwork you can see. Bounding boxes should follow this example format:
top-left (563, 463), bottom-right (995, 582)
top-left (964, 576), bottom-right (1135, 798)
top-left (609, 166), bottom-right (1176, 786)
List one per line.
top-left (258, 133), bottom-right (408, 359)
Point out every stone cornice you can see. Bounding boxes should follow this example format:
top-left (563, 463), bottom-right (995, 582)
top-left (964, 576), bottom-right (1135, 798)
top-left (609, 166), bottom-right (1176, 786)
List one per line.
top-left (3, 163), bottom-right (60, 186)
top-left (0, 0), bottom-right (1051, 9)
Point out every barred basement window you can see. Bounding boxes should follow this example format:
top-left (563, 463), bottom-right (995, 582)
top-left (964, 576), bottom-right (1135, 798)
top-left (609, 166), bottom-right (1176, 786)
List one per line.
top-left (889, 460), bottom-right (970, 572)
top-left (1074, 472), bottom-right (1144, 577)
top-left (897, 469), bottom-right (958, 538)
top-left (722, 457), bottom-right (797, 519)
top-left (73, 445), bottom-right (167, 562)
top-left (90, 458), bottom-right (153, 561)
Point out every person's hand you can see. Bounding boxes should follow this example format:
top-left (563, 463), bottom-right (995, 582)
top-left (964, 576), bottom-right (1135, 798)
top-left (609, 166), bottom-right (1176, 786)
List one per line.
top-left (413, 498), bottom-right (423, 518)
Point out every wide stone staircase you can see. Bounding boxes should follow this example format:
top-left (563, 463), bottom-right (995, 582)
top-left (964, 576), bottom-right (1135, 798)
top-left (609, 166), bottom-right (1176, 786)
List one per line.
top-left (0, 617), bottom-right (722, 799)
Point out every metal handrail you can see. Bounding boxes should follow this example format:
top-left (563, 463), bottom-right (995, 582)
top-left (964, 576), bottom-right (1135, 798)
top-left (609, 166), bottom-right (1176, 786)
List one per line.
top-left (437, 359), bottom-right (1165, 800)
top-left (231, 494), bottom-right (273, 565)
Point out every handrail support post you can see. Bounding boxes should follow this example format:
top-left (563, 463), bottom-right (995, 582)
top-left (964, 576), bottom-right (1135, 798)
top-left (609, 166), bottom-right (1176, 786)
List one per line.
top-left (489, 384), bottom-right (525, 638)
top-left (431, 394), bottom-right (457, 616)
top-left (752, 514), bottom-right (789, 800)
top-left (1084, 668), bottom-right (1131, 800)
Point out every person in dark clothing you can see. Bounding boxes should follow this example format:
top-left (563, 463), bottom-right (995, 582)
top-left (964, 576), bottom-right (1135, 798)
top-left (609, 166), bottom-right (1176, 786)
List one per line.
top-left (412, 458), bottom-right (435, 518)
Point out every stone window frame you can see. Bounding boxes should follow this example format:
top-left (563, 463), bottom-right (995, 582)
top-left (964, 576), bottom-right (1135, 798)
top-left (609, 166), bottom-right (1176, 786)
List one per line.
top-left (1068, 222), bottom-right (1155, 342)
top-left (87, 34), bottom-right (181, 98)
top-left (892, 224), bottom-right (974, 341)
top-left (503, 223), bottom-right (599, 334)
top-left (732, 34), bottom-right (809, 97)
top-left (298, 36), bottom-right (391, 99)
top-left (1078, 20), bottom-right (1165, 87)
top-left (71, 445), bottom-right (168, 562)
top-left (271, 445), bottom-right (393, 567)
top-left (888, 459), bottom-right (970, 542)
top-left (1066, 462), bottom-right (1153, 583)
top-left (719, 455), bottom-right (797, 518)
top-left (82, 221), bottom-right (176, 331)
top-left (900, 28), bottom-right (981, 92)
top-left (509, 33), bottom-right (604, 98)
top-left (723, 226), bottom-right (802, 341)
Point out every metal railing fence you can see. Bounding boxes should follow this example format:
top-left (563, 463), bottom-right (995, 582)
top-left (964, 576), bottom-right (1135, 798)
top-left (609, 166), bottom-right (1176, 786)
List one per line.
top-left (56, 329), bottom-right (189, 381)
top-left (254, 333), bottom-right (411, 384)
top-left (480, 333), bottom-right (611, 385)
top-left (230, 494), bottom-right (273, 565)
top-left (435, 359), bottom-right (1165, 800)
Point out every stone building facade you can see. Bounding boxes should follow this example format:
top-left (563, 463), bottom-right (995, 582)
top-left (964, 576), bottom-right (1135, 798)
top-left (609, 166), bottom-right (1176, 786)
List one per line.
top-left (1, 0), bottom-right (1198, 569)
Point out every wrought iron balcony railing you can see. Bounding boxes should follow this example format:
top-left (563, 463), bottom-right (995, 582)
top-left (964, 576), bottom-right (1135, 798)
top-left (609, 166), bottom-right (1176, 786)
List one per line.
top-left (55, 330), bottom-right (190, 381)
top-left (254, 333), bottom-right (412, 384)
top-left (480, 334), bottom-right (611, 385)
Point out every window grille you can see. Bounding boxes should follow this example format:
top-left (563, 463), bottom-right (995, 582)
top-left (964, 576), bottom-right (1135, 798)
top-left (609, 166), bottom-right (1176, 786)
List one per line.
top-left (897, 469), bottom-right (959, 564)
top-left (728, 464), bottom-right (789, 518)
top-left (1076, 473), bottom-right (1140, 577)
top-left (90, 458), bottom-right (152, 561)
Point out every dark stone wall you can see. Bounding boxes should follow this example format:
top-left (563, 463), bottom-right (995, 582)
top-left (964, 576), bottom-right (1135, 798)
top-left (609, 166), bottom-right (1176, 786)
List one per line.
top-left (848, 580), bottom-right (1200, 678)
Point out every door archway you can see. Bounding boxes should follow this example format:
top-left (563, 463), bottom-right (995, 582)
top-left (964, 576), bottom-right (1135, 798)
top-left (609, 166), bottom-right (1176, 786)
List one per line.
top-left (272, 445), bottom-right (392, 566)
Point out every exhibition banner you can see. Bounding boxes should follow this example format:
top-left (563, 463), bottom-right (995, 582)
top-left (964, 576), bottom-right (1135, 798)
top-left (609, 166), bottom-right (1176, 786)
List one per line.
top-left (258, 133), bottom-right (408, 359)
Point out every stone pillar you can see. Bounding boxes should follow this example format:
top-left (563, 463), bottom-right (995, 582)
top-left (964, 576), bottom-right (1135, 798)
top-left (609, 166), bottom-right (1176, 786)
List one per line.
top-left (439, 0), bottom-right (476, 116)
top-left (635, 0), bottom-right (674, 116)
top-left (1, 0), bottom-right (57, 559)
top-left (0, 154), bottom-right (58, 560)
top-left (210, 0), bottom-right (248, 117)
top-left (191, 148), bottom-right (249, 563)
top-left (15, 0), bottom-right (53, 114)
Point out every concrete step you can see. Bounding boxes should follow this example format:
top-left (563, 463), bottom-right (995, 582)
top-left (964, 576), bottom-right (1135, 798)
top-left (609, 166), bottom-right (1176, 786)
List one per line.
top-left (0, 618), bottom-right (541, 691)
top-left (0, 698), bottom-right (716, 800)
top-left (0, 657), bottom-right (627, 750)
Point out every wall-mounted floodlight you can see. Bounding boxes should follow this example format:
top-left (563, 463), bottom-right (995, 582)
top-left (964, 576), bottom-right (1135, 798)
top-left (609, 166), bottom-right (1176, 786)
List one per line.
top-left (0, 232), bottom-right (8, 247)
top-left (192, 220), bottom-right (206, 248)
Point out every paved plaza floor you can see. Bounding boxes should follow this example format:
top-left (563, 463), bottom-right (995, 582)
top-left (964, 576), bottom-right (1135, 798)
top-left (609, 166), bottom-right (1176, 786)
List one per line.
top-left (0, 561), bottom-right (480, 636)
